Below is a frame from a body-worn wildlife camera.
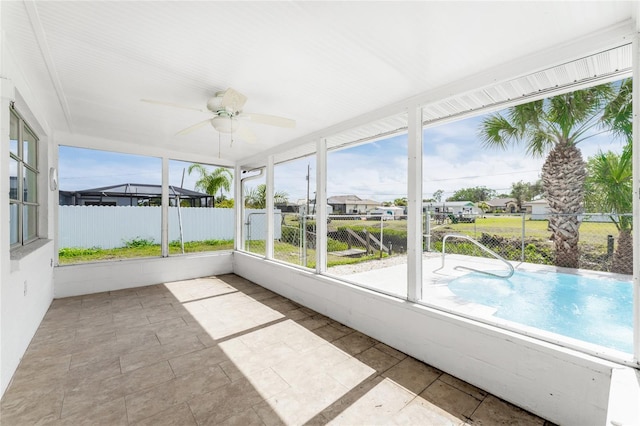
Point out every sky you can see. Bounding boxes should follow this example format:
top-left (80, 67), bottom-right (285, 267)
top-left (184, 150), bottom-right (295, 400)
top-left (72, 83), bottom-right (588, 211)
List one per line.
top-left (59, 109), bottom-right (627, 203)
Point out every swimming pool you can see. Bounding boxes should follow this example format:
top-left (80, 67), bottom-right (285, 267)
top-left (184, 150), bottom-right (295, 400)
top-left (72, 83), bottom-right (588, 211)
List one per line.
top-left (448, 270), bottom-right (633, 353)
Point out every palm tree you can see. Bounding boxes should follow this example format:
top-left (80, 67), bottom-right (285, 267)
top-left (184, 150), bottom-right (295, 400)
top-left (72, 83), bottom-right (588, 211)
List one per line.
top-left (479, 84), bottom-right (614, 268)
top-left (585, 147), bottom-right (632, 274)
top-left (597, 77), bottom-right (633, 274)
top-left (187, 164), bottom-right (232, 207)
top-left (244, 184), bottom-right (288, 209)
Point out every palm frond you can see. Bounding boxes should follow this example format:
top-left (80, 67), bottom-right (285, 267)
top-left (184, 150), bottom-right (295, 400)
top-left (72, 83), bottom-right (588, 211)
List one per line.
top-left (478, 114), bottom-right (519, 149)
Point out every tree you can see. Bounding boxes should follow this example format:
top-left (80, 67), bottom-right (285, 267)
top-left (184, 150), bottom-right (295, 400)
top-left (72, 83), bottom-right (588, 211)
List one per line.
top-left (393, 197), bottom-right (407, 206)
top-left (244, 184), bottom-right (288, 209)
top-left (447, 186), bottom-right (495, 203)
top-left (187, 164), bottom-right (232, 207)
top-left (510, 180), bottom-right (543, 209)
top-left (432, 189), bottom-right (444, 203)
top-left (479, 83), bottom-right (614, 268)
top-left (585, 147), bottom-right (632, 274)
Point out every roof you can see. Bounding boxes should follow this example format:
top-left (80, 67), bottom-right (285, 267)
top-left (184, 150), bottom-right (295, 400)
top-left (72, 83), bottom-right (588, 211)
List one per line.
top-left (328, 195), bottom-right (380, 205)
top-left (2, 2), bottom-right (634, 166)
top-left (486, 198), bottom-right (517, 207)
top-left (60, 183), bottom-right (209, 198)
top-left (425, 201), bottom-right (475, 207)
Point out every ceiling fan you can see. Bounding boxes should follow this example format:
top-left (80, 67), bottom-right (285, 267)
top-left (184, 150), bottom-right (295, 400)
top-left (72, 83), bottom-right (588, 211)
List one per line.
top-left (142, 88), bottom-right (295, 143)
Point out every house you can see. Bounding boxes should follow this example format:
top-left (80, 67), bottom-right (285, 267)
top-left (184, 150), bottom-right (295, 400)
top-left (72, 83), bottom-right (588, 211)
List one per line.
top-left (423, 201), bottom-right (479, 216)
top-left (486, 197), bottom-right (520, 213)
top-left (524, 199), bottom-right (551, 220)
top-left (327, 195), bottom-right (381, 215)
top-left (2, 3), bottom-right (637, 425)
top-left (59, 183), bottom-right (212, 207)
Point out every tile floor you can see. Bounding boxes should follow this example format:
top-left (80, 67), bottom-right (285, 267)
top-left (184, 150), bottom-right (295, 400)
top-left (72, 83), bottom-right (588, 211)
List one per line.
top-left (1, 274), bottom-right (555, 425)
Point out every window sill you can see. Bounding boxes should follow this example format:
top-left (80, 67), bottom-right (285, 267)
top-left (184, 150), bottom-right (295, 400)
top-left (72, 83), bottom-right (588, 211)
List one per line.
top-left (10, 239), bottom-right (52, 262)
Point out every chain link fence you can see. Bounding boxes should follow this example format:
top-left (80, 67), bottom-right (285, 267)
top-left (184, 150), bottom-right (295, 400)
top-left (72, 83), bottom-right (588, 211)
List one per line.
top-left (245, 210), bottom-right (633, 276)
top-left (425, 212), bottom-right (633, 275)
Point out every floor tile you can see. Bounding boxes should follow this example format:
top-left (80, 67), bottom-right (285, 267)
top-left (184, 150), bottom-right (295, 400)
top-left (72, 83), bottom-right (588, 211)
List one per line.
top-left (188, 377), bottom-right (266, 424)
top-left (216, 408), bottom-right (265, 426)
top-left (131, 402), bottom-right (197, 426)
top-left (355, 346), bottom-right (402, 373)
top-left (332, 331), bottom-right (378, 355)
top-left (419, 379), bottom-right (482, 420)
top-left (439, 373), bottom-right (488, 401)
top-left (124, 365), bottom-right (230, 423)
top-left (56, 396), bottom-right (128, 426)
top-left (469, 395), bottom-right (545, 425)
top-left (383, 356), bottom-right (442, 395)
top-left (1, 274), bottom-right (550, 426)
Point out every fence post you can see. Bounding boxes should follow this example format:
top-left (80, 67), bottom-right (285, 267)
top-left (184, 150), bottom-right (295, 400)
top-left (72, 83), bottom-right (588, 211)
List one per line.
top-left (379, 219), bottom-right (384, 259)
top-left (521, 213), bottom-right (525, 262)
top-left (365, 229), bottom-right (370, 254)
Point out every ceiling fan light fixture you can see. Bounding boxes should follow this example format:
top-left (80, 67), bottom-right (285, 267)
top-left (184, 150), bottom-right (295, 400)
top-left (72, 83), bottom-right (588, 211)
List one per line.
top-left (211, 115), bottom-right (239, 133)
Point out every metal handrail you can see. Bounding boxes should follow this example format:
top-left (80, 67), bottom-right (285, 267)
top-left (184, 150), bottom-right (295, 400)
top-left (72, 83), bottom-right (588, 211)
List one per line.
top-left (433, 234), bottom-right (514, 278)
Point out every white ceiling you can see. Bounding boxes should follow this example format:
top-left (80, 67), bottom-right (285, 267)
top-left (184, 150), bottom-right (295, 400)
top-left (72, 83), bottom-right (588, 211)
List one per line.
top-left (2, 1), bottom-right (637, 165)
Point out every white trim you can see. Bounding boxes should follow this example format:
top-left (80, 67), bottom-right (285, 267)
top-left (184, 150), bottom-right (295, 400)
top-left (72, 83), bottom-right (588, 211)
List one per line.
top-left (161, 158), bottom-right (169, 257)
top-left (23, 1), bottom-right (72, 132)
top-left (407, 105), bottom-right (422, 302)
top-left (316, 138), bottom-right (327, 274)
top-left (632, 35), bottom-right (640, 365)
top-left (265, 156), bottom-right (274, 259)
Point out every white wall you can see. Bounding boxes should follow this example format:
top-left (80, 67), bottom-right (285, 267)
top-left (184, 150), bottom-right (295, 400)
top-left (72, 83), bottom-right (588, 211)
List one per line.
top-left (54, 251), bottom-right (234, 298)
top-left (233, 252), bottom-right (616, 426)
top-left (1, 33), bottom-right (57, 396)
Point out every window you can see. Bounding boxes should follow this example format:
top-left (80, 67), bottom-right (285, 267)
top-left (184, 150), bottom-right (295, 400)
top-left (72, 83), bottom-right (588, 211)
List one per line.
top-left (58, 146), bottom-right (161, 264)
top-left (9, 108), bottom-right (39, 247)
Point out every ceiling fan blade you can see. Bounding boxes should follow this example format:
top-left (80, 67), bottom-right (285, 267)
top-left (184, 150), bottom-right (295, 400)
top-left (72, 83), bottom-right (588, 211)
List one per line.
top-left (176, 119), bottom-right (211, 136)
top-left (220, 88), bottom-right (248, 112)
top-left (141, 99), bottom-right (204, 113)
top-left (240, 112), bottom-right (296, 128)
top-left (235, 124), bottom-right (257, 143)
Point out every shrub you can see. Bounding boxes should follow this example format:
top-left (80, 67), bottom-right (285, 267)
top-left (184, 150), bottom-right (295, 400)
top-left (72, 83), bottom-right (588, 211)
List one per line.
top-left (123, 237), bottom-right (156, 248)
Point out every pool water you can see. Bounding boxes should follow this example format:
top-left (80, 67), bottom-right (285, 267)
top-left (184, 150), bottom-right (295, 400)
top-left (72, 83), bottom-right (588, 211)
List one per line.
top-left (448, 270), bottom-right (633, 353)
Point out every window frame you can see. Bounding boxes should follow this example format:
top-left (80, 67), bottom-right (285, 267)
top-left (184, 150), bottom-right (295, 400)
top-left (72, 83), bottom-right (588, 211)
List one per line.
top-left (9, 107), bottom-right (39, 248)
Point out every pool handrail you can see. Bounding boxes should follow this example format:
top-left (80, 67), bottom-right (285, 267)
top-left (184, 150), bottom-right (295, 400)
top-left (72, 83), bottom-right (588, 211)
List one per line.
top-left (433, 233), bottom-right (515, 279)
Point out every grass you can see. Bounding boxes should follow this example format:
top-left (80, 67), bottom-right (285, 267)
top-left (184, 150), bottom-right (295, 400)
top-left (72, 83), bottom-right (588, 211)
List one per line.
top-left (59, 239), bottom-right (234, 265)
top-left (436, 216), bottom-right (619, 245)
top-left (60, 215), bottom-right (620, 271)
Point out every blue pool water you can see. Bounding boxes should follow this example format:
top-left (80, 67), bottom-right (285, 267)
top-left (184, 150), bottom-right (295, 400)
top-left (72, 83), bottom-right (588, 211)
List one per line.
top-left (448, 270), bottom-right (633, 353)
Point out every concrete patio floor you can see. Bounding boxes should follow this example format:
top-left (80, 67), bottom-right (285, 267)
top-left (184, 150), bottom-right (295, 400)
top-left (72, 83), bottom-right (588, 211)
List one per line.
top-left (0, 273), bottom-right (554, 425)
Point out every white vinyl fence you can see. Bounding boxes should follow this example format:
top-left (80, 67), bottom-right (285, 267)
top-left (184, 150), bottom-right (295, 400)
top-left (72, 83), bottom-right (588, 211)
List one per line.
top-left (59, 206), bottom-right (281, 249)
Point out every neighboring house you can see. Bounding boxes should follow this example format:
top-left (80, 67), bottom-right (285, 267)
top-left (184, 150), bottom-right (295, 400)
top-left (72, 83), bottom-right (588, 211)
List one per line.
top-left (524, 199), bottom-right (550, 219)
top-left (423, 201), bottom-right (479, 216)
top-left (368, 206), bottom-right (406, 220)
top-left (328, 195), bottom-right (380, 214)
top-left (486, 197), bottom-right (520, 213)
top-left (59, 183), bottom-right (212, 207)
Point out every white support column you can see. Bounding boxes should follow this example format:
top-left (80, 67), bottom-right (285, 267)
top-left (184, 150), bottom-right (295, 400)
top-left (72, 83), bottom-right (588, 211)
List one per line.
top-left (234, 164), bottom-right (243, 251)
top-left (265, 156), bottom-right (274, 260)
top-left (316, 138), bottom-right (328, 274)
top-left (407, 105), bottom-right (423, 302)
top-left (161, 157), bottom-right (169, 257)
top-left (632, 34), bottom-right (640, 365)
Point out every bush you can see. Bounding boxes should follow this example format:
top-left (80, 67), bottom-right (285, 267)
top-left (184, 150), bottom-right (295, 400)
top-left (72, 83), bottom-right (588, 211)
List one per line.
top-left (123, 237), bottom-right (156, 248)
top-left (327, 238), bottom-right (348, 252)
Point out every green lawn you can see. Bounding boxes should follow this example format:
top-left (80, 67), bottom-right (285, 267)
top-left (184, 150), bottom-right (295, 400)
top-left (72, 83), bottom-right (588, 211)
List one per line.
top-left (59, 216), bottom-right (620, 271)
top-left (58, 240), bottom-right (234, 265)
